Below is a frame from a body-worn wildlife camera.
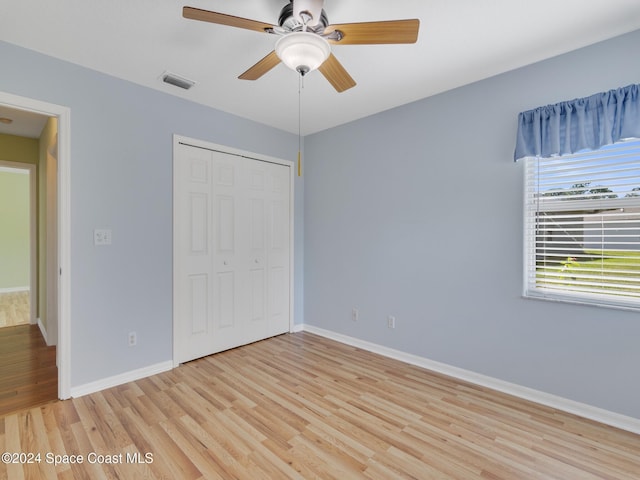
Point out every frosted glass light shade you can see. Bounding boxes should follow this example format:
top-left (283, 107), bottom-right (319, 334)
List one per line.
top-left (275, 32), bottom-right (330, 74)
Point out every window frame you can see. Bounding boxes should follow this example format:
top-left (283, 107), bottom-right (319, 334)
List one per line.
top-left (522, 139), bottom-right (640, 311)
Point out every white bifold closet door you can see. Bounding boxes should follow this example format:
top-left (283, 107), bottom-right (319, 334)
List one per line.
top-left (174, 143), bottom-right (291, 364)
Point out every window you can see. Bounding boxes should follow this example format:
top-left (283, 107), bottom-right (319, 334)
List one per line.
top-left (524, 138), bottom-right (640, 310)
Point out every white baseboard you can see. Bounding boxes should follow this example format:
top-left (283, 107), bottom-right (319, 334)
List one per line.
top-left (291, 323), bottom-right (304, 333)
top-left (70, 361), bottom-right (173, 398)
top-left (0, 286), bottom-right (29, 294)
top-left (37, 317), bottom-right (48, 343)
top-left (302, 324), bottom-right (640, 436)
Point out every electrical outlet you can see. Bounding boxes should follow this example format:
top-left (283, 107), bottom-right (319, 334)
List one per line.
top-left (351, 308), bottom-right (359, 322)
top-left (128, 331), bottom-right (137, 347)
top-left (387, 316), bottom-right (396, 329)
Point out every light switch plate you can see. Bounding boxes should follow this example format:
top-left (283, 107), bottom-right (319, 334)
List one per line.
top-left (94, 228), bottom-right (112, 246)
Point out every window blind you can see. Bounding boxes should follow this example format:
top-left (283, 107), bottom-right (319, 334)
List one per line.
top-left (524, 138), bottom-right (640, 309)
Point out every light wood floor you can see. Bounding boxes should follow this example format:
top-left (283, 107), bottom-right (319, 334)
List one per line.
top-left (0, 291), bottom-right (30, 328)
top-left (0, 324), bottom-right (58, 417)
top-left (1, 332), bottom-right (638, 479)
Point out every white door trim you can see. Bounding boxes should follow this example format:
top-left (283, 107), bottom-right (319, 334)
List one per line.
top-left (172, 134), bottom-right (295, 367)
top-left (0, 91), bottom-right (71, 399)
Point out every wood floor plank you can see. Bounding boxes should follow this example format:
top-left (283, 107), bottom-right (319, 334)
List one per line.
top-left (0, 292), bottom-right (30, 328)
top-left (1, 332), bottom-right (639, 479)
top-left (0, 325), bottom-right (57, 417)
top-left (160, 416), bottom-right (228, 480)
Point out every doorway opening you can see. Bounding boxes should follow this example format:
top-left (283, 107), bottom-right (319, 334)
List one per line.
top-left (0, 92), bottom-right (71, 404)
top-left (0, 162), bottom-right (35, 328)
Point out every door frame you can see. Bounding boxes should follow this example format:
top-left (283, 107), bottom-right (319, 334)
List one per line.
top-left (0, 161), bottom-right (36, 325)
top-left (0, 91), bottom-right (71, 399)
top-left (172, 134), bottom-right (295, 367)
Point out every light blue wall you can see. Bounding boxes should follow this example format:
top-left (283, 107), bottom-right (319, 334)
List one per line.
top-left (0, 40), bottom-right (303, 387)
top-left (304, 29), bottom-right (640, 419)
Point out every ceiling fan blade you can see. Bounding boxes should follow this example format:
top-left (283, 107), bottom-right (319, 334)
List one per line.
top-left (239, 51), bottom-right (281, 81)
top-left (183, 6), bottom-right (274, 33)
top-left (325, 19), bottom-right (419, 45)
top-left (318, 54), bottom-right (356, 93)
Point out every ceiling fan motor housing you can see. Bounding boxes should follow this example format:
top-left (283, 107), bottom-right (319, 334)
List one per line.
top-left (279, 0), bottom-right (329, 33)
top-left (293, 0), bottom-right (324, 26)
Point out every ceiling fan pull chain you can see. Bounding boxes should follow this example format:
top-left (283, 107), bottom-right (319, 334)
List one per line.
top-left (298, 72), bottom-right (303, 176)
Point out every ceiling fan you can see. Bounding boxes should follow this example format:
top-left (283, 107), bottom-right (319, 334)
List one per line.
top-left (183, 0), bottom-right (420, 92)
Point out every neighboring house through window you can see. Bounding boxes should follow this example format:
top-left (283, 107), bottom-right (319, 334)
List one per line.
top-left (523, 139), bottom-right (640, 309)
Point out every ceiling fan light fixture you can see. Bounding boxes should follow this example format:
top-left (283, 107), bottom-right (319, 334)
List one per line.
top-left (275, 32), bottom-right (330, 75)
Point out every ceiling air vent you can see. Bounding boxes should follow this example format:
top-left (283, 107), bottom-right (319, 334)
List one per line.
top-left (161, 72), bottom-right (195, 90)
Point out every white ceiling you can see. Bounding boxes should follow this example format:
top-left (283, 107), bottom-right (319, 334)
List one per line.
top-left (0, 105), bottom-right (49, 138)
top-left (2, 0), bottom-right (640, 136)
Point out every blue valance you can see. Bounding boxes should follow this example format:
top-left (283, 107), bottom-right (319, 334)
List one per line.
top-left (514, 84), bottom-right (640, 161)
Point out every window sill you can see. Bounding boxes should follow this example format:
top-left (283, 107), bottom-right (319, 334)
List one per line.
top-left (522, 291), bottom-right (640, 313)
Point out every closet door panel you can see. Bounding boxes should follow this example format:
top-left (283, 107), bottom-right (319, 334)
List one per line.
top-left (266, 163), bottom-right (291, 336)
top-left (174, 145), bottom-right (215, 363)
